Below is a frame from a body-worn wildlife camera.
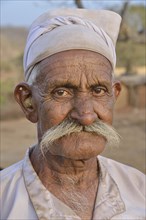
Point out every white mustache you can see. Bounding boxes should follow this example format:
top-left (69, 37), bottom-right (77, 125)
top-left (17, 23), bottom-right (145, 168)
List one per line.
top-left (40, 118), bottom-right (120, 156)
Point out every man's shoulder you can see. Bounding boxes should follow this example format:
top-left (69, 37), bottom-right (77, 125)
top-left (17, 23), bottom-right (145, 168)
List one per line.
top-left (0, 160), bottom-right (25, 208)
top-left (0, 159), bottom-right (37, 219)
top-left (98, 156), bottom-right (145, 217)
top-left (99, 155), bottom-right (145, 178)
top-left (98, 156), bottom-right (145, 193)
top-left (0, 160), bottom-right (23, 184)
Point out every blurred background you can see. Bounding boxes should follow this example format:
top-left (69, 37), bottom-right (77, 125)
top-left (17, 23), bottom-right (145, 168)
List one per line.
top-left (0, 0), bottom-right (146, 173)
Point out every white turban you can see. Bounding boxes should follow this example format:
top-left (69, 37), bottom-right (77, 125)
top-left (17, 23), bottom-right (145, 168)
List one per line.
top-left (24, 9), bottom-right (121, 83)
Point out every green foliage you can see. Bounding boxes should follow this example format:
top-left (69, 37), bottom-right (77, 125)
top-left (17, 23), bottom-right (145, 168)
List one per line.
top-left (129, 5), bottom-right (146, 29)
top-left (116, 40), bottom-right (145, 67)
top-left (1, 54), bottom-right (23, 73)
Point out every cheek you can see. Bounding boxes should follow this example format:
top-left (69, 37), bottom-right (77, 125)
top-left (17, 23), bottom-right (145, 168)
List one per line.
top-left (38, 100), bottom-right (72, 130)
top-left (94, 97), bottom-right (114, 124)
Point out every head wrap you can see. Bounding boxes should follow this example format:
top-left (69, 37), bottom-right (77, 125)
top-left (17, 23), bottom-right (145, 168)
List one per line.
top-left (24, 9), bottom-right (121, 83)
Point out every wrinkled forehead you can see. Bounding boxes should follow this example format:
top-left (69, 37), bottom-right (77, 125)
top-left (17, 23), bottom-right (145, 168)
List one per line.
top-left (35, 50), bottom-right (113, 86)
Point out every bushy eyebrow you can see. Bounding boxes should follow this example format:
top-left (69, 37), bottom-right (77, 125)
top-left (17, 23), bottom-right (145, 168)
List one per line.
top-left (45, 78), bottom-right (112, 91)
top-left (47, 80), bottom-right (78, 90)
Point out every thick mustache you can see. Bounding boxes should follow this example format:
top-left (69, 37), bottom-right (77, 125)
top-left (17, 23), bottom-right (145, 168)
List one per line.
top-left (40, 118), bottom-right (120, 155)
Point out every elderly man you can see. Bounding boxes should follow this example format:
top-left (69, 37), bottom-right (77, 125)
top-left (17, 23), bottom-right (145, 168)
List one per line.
top-left (1, 9), bottom-right (145, 220)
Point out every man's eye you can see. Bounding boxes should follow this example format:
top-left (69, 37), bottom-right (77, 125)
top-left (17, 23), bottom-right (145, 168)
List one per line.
top-left (53, 89), bottom-right (69, 97)
top-left (93, 87), bottom-right (107, 96)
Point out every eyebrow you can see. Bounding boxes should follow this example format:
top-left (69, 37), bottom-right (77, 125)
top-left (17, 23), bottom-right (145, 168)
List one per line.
top-left (47, 80), bottom-right (78, 90)
top-left (45, 78), bottom-right (112, 90)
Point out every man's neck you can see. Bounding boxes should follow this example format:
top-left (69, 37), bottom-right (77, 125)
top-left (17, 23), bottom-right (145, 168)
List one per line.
top-left (30, 145), bottom-right (99, 189)
top-left (30, 145), bottom-right (99, 220)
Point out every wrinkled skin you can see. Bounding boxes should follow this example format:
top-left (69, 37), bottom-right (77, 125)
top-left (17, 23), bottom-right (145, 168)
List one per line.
top-left (14, 50), bottom-right (121, 220)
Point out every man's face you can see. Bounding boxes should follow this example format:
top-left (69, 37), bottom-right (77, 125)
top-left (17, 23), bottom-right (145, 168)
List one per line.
top-left (32, 50), bottom-right (119, 160)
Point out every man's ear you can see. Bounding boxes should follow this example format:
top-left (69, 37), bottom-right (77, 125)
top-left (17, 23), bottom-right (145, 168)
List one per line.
top-left (113, 80), bottom-right (122, 102)
top-left (14, 82), bottom-right (38, 123)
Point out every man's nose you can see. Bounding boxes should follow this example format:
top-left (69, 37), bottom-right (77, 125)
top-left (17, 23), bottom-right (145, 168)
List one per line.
top-left (70, 96), bottom-right (97, 126)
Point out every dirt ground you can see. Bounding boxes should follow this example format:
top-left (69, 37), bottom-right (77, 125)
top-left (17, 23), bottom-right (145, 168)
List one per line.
top-left (0, 108), bottom-right (145, 174)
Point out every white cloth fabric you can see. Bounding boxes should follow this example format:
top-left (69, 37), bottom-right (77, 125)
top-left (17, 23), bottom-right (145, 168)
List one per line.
top-left (23, 9), bottom-right (122, 83)
top-left (0, 149), bottom-right (145, 220)
top-left (24, 16), bottom-right (116, 82)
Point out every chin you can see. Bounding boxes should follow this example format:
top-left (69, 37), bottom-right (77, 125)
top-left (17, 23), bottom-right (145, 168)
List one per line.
top-left (47, 132), bottom-right (106, 160)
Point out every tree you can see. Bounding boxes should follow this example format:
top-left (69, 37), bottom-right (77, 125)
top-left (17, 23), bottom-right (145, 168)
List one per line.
top-left (74, 0), bottom-right (84, 8)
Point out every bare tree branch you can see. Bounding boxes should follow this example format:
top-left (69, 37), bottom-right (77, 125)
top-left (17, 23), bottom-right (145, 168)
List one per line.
top-left (120, 0), bottom-right (130, 19)
top-left (74, 0), bottom-right (84, 8)
top-left (118, 0), bottom-right (131, 41)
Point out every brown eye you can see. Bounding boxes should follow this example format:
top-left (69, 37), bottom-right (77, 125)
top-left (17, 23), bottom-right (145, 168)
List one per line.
top-left (53, 89), bottom-right (70, 97)
top-left (93, 87), bottom-right (107, 96)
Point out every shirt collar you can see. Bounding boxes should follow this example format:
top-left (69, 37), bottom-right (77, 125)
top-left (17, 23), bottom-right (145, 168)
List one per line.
top-left (22, 148), bottom-right (125, 220)
top-left (93, 156), bottom-right (125, 219)
top-left (23, 148), bottom-right (80, 220)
